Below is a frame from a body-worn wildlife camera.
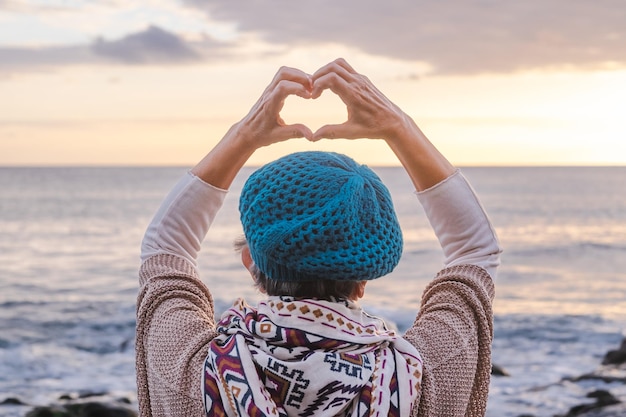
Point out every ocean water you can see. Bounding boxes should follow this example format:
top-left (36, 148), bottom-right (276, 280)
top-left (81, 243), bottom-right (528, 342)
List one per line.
top-left (0, 166), bottom-right (625, 417)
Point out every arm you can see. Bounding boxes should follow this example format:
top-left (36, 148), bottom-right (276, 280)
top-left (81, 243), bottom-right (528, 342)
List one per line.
top-left (140, 172), bottom-right (227, 267)
top-left (311, 58), bottom-right (454, 191)
top-left (136, 66), bottom-right (314, 417)
top-left (404, 266), bottom-right (494, 417)
top-left (136, 173), bottom-right (228, 417)
top-left (311, 58), bottom-right (501, 277)
top-left (141, 66), bottom-right (314, 266)
top-left (417, 171), bottom-right (501, 278)
top-left (385, 119), bottom-right (501, 278)
top-left (190, 67), bottom-right (313, 189)
top-left (311, 58), bottom-right (500, 416)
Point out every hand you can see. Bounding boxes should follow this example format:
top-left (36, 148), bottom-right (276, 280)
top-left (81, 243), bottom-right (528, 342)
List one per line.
top-left (310, 58), bottom-right (408, 142)
top-left (235, 66), bottom-right (314, 148)
top-left (191, 66), bottom-right (314, 189)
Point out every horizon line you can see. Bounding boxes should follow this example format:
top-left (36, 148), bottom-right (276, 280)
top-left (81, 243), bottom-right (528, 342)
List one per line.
top-left (1, 163), bottom-right (625, 169)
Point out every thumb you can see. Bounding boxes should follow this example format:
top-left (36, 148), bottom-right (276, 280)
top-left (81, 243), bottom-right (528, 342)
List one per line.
top-left (311, 123), bottom-right (354, 141)
top-left (278, 123), bottom-right (313, 141)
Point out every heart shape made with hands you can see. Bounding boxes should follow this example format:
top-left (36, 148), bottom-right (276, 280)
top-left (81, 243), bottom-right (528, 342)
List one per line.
top-left (280, 91), bottom-right (347, 134)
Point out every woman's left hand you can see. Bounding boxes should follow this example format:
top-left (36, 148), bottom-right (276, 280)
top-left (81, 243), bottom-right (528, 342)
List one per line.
top-left (310, 58), bottom-right (407, 142)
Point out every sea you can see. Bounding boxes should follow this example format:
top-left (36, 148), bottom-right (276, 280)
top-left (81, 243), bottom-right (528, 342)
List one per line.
top-left (0, 166), bottom-right (625, 417)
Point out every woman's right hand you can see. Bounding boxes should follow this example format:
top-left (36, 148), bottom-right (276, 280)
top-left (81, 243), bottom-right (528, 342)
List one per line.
top-left (234, 65), bottom-right (314, 149)
top-left (191, 66), bottom-right (313, 189)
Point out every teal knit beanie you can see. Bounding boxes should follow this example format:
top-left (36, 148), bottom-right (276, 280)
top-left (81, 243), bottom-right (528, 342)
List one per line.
top-left (239, 151), bottom-right (402, 282)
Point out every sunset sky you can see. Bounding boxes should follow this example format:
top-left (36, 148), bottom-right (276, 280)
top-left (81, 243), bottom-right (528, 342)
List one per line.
top-left (1, 0), bottom-right (625, 166)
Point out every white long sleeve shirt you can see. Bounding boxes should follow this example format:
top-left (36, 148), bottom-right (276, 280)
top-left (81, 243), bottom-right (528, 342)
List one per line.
top-left (141, 169), bottom-right (501, 281)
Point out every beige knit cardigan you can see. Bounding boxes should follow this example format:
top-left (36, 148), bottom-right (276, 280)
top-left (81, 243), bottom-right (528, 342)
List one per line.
top-left (136, 254), bottom-right (494, 417)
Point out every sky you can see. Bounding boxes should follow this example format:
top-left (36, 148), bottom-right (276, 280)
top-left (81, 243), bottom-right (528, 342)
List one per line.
top-left (1, 0), bottom-right (625, 166)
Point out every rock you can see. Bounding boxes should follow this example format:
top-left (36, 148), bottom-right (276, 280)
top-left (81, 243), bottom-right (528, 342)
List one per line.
top-left (0, 397), bottom-right (28, 405)
top-left (118, 339), bottom-right (131, 353)
top-left (27, 405), bottom-right (69, 417)
top-left (564, 362), bottom-right (626, 385)
top-left (566, 372), bottom-right (626, 384)
top-left (77, 391), bottom-right (109, 399)
top-left (26, 401), bottom-right (136, 417)
top-left (602, 337), bottom-right (626, 366)
top-left (569, 402), bottom-right (626, 417)
top-left (66, 402), bottom-right (136, 417)
top-left (57, 391), bottom-right (109, 402)
top-left (563, 389), bottom-right (621, 416)
top-left (491, 363), bottom-right (510, 376)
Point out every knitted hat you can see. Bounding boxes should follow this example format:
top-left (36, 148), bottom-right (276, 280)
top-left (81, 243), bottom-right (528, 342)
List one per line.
top-left (239, 151), bottom-right (402, 282)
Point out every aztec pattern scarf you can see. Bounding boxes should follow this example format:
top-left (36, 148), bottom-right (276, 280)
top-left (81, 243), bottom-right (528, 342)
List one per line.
top-left (203, 296), bottom-right (423, 417)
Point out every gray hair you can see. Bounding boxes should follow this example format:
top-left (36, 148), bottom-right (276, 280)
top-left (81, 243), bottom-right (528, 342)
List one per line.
top-left (234, 236), bottom-right (360, 300)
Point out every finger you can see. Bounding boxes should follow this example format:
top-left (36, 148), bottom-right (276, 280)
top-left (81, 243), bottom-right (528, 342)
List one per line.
top-left (311, 59), bottom-right (355, 86)
top-left (312, 123), bottom-right (358, 141)
top-left (333, 57), bottom-right (357, 74)
top-left (310, 72), bottom-right (351, 100)
top-left (266, 79), bottom-right (312, 114)
top-left (267, 66), bottom-right (312, 92)
top-left (275, 79), bottom-right (312, 99)
top-left (312, 58), bottom-right (357, 78)
top-left (258, 67), bottom-right (311, 104)
top-left (277, 123), bottom-right (313, 141)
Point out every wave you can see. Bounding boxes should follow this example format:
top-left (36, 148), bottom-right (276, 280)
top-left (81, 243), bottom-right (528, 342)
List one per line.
top-left (511, 241), bottom-right (626, 258)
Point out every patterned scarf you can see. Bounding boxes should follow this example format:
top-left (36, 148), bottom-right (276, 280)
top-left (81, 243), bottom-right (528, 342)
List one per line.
top-left (203, 296), bottom-right (422, 417)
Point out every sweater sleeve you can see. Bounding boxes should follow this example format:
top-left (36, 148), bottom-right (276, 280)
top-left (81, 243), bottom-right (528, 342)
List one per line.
top-left (136, 172), bottom-right (228, 417)
top-left (405, 171), bottom-right (499, 417)
top-left (405, 266), bottom-right (494, 417)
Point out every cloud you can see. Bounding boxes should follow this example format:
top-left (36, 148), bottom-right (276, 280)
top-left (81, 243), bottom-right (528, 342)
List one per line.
top-left (0, 0), bottom-right (24, 12)
top-left (92, 25), bottom-right (200, 64)
top-left (0, 0), bottom-right (74, 13)
top-left (0, 25), bottom-right (223, 72)
top-left (0, 0), bottom-right (16, 9)
top-left (183, 0), bottom-right (626, 74)
top-left (4, 1), bottom-right (624, 75)
top-left (0, 45), bottom-right (92, 70)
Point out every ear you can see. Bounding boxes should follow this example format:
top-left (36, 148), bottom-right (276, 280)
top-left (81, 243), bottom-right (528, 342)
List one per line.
top-left (353, 281), bottom-right (367, 300)
top-left (241, 245), bottom-right (254, 273)
top-left (241, 245), bottom-right (266, 294)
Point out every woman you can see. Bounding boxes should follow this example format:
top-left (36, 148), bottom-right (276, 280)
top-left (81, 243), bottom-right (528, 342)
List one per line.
top-left (136, 58), bottom-right (501, 417)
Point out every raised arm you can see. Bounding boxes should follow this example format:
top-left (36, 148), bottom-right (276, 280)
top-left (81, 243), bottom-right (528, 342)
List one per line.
top-left (191, 67), bottom-right (313, 189)
top-left (140, 67), bottom-right (314, 267)
top-left (311, 58), bottom-right (501, 416)
top-left (310, 59), bottom-right (453, 191)
top-left (136, 66), bottom-right (314, 417)
top-left (311, 58), bottom-right (501, 276)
